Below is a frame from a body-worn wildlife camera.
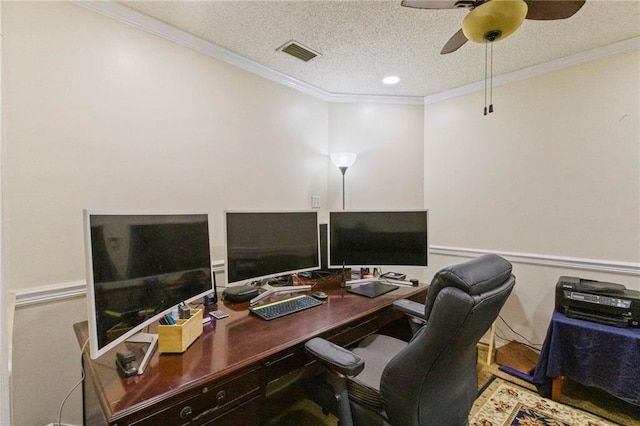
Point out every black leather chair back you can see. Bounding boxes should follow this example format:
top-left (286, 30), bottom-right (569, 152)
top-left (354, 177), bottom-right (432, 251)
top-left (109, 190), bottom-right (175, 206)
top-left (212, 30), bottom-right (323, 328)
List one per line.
top-left (380, 254), bottom-right (515, 426)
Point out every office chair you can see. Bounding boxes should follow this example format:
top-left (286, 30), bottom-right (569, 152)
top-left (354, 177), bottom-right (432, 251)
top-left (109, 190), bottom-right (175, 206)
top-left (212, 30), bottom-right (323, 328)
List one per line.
top-left (305, 254), bottom-right (516, 426)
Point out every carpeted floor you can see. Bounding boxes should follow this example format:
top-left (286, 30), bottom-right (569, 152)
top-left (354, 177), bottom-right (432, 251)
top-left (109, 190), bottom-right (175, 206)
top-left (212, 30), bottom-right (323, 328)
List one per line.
top-left (556, 378), bottom-right (640, 426)
top-left (265, 397), bottom-right (338, 426)
top-left (471, 376), bottom-right (618, 426)
top-left (479, 348), bottom-right (640, 426)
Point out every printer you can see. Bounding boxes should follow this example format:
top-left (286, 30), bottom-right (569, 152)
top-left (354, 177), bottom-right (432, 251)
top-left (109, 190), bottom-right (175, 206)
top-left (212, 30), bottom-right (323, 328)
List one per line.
top-left (555, 276), bottom-right (640, 328)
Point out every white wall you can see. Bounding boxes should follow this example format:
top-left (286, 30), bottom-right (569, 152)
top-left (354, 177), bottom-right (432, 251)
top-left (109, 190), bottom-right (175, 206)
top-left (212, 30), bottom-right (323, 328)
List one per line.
top-left (327, 102), bottom-right (425, 212)
top-left (12, 296), bottom-right (88, 426)
top-left (424, 50), bottom-right (640, 345)
top-left (0, 2), bottom-right (10, 424)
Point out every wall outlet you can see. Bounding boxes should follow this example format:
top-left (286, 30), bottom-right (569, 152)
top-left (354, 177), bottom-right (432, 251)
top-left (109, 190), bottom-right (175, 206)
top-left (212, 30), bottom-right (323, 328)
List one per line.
top-left (311, 195), bottom-right (320, 209)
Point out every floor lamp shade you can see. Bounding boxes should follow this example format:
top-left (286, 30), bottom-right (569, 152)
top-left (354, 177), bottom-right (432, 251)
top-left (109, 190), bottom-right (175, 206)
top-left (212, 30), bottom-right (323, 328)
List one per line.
top-left (330, 152), bottom-right (357, 169)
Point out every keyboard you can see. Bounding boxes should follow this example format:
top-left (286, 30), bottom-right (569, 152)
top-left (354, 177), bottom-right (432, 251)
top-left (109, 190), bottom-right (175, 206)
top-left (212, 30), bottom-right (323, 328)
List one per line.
top-left (249, 294), bottom-right (322, 321)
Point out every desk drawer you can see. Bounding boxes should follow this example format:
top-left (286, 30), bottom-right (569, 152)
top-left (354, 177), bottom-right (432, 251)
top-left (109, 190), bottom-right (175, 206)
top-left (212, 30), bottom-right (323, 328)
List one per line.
top-left (328, 315), bottom-right (380, 347)
top-left (265, 347), bottom-right (307, 383)
top-left (129, 367), bottom-right (262, 426)
top-left (201, 394), bottom-right (262, 425)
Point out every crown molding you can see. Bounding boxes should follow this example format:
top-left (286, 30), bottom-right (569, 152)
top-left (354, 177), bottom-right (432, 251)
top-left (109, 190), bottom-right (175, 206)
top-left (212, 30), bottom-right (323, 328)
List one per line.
top-left (326, 92), bottom-right (425, 105)
top-left (70, 4), bottom-right (640, 106)
top-left (424, 37), bottom-right (640, 105)
top-left (74, 1), bottom-right (423, 106)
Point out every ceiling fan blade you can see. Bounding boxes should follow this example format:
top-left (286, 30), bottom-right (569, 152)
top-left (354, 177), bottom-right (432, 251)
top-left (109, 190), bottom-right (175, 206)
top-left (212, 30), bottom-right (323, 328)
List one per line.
top-left (525, 0), bottom-right (586, 20)
top-left (441, 28), bottom-right (468, 54)
top-left (401, 0), bottom-right (470, 10)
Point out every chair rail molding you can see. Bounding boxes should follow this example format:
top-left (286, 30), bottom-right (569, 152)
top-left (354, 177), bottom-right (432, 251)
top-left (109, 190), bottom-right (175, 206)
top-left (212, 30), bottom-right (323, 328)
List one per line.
top-left (13, 253), bottom-right (639, 308)
top-left (430, 246), bottom-right (640, 276)
top-left (14, 261), bottom-right (226, 308)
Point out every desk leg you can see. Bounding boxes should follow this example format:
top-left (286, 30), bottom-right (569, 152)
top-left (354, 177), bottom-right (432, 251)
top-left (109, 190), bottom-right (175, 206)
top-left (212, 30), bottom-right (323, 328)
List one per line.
top-left (551, 376), bottom-right (564, 401)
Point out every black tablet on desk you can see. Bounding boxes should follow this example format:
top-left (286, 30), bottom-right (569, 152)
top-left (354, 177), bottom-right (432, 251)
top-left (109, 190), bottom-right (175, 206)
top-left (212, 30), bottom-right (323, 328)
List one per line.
top-left (348, 281), bottom-right (399, 298)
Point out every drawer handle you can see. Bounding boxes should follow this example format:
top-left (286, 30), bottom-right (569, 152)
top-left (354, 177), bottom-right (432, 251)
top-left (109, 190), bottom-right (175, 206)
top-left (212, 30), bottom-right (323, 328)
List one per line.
top-left (190, 390), bottom-right (226, 422)
top-left (179, 406), bottom-right (192, 420)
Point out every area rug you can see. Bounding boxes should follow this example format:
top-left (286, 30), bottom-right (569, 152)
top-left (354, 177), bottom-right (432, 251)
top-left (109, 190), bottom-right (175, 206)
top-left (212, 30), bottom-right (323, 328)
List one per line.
top-left (470, 376), bottom-right (618, 426)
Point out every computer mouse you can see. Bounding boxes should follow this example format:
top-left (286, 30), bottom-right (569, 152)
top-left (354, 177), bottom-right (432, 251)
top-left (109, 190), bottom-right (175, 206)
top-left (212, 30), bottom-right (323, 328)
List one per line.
top-left (312, 291), bottom-right (328, 300)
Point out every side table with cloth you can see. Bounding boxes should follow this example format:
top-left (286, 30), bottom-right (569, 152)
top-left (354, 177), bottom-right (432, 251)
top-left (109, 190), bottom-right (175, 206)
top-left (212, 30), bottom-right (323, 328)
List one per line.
top-left (533, 311), bottom-right (640, 406)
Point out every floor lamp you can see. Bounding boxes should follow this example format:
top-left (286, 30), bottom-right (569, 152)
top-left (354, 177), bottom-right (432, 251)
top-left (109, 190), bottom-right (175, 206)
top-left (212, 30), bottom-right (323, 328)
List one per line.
top-left (330, 152), bottom-right (357, 210)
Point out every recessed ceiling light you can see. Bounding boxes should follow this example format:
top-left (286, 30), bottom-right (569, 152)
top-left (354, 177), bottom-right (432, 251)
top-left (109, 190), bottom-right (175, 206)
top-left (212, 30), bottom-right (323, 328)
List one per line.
top-left (382, 76), bottom-right (400, 85)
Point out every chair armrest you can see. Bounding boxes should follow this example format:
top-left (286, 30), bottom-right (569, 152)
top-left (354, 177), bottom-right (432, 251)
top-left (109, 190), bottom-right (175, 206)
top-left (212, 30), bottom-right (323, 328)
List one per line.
top-left (393, 299), bottom-right (427, 321)
top-left (305, 337), bottom-right (364, 377)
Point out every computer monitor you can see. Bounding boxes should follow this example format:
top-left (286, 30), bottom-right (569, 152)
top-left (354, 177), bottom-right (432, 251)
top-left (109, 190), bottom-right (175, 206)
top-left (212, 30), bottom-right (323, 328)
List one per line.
top-left (224, 211), bottom-right (320, 286)
top-left (328, 210), bottom-right (429, 268)
top-left (84, 211), bottom-right (215, 364)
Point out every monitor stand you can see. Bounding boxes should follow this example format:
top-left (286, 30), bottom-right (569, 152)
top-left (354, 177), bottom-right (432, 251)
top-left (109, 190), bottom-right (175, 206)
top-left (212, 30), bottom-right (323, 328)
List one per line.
top-left (249, 284), bottom-right (311, 305)
top-left (126, 332), bottom-right (158, 375)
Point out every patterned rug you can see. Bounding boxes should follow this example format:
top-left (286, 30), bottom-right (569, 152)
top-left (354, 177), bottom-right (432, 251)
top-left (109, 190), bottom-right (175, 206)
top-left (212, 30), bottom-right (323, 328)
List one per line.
top-left (470, 376), bottom-right (619, 426)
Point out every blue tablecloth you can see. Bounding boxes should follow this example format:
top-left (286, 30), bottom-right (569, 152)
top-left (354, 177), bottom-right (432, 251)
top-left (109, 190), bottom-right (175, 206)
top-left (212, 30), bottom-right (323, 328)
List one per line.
top-left (533, 311), bottom-right (640, 406)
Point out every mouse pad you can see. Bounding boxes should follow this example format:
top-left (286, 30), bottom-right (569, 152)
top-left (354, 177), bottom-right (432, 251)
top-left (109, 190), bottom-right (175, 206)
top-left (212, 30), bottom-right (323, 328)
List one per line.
top-left (348, 281), bottom-right (399, 298)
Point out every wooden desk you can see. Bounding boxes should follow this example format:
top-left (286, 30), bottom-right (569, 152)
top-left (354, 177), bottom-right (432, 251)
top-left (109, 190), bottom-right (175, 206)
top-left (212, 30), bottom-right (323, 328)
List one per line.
top-left (75, 283), bottom-right (428, 425)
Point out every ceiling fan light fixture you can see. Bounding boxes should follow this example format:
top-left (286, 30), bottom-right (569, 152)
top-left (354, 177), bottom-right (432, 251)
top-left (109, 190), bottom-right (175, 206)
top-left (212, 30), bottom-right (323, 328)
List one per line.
top-left (462, 0), bottom-right (528, 44)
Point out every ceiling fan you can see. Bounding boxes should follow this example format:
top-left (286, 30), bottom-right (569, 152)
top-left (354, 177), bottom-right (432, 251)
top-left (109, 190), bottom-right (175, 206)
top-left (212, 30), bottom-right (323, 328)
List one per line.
top-left (402, 0), bottom-right (586, 54)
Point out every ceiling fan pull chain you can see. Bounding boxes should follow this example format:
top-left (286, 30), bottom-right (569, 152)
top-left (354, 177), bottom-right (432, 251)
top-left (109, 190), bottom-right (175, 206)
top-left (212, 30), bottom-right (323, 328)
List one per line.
top-left (489, 41), bottom-right (494, 114)
top-left (484, 40), bottom-right (488, 116)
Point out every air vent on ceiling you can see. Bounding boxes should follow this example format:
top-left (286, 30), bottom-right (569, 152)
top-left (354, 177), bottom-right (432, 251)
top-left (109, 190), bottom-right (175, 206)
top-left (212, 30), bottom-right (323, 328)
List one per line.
top-left (277, 40), bottom-right (321, 62)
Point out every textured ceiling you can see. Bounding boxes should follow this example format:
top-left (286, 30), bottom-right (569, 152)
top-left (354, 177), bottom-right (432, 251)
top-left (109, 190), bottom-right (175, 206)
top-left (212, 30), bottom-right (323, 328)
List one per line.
top-left (119, 0), bottom-right (640, 97)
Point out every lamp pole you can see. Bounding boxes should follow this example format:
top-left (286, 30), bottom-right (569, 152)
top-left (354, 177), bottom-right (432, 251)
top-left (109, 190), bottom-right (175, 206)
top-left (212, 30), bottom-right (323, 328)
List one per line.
top-left (339, 166), bottom-right (348, 210)
top-left (330, 152), bottom-right (356, 210)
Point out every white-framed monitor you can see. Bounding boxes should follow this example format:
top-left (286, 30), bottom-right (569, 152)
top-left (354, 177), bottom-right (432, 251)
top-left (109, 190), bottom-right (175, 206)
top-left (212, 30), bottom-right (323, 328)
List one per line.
top-left (224, 210), bottom-right (320, 287)
top-left (328, 210), bottom-right (429, 268)
top-left (83, 211), bottom-right (215, 366)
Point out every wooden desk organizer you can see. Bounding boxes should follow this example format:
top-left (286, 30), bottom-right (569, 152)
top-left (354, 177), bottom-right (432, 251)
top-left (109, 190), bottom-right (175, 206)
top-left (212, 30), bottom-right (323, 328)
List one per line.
top-left (158, 309), bottom-right (203, 353)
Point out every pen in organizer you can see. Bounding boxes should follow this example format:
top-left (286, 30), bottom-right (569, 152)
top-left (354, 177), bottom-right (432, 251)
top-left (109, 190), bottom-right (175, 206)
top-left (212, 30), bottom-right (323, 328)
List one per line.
top-left (163, 313), bottom-right (176, 325)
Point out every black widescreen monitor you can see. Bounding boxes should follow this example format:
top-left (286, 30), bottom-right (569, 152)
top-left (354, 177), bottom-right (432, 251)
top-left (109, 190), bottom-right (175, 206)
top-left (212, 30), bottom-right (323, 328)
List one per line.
top-left (225, 211), bottom-right (320, 286)
top-left (328, 210), bottom-right (429, 268)
top-left (84, 211), bottom-right (214, 360)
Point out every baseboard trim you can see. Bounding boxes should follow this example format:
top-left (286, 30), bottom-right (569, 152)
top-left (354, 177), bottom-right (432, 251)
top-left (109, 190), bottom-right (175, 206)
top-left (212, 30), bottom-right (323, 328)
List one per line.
top-left (14, 261), bottom-right (226, 308)
top-left (430, 246), bottom-right (640, 276)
